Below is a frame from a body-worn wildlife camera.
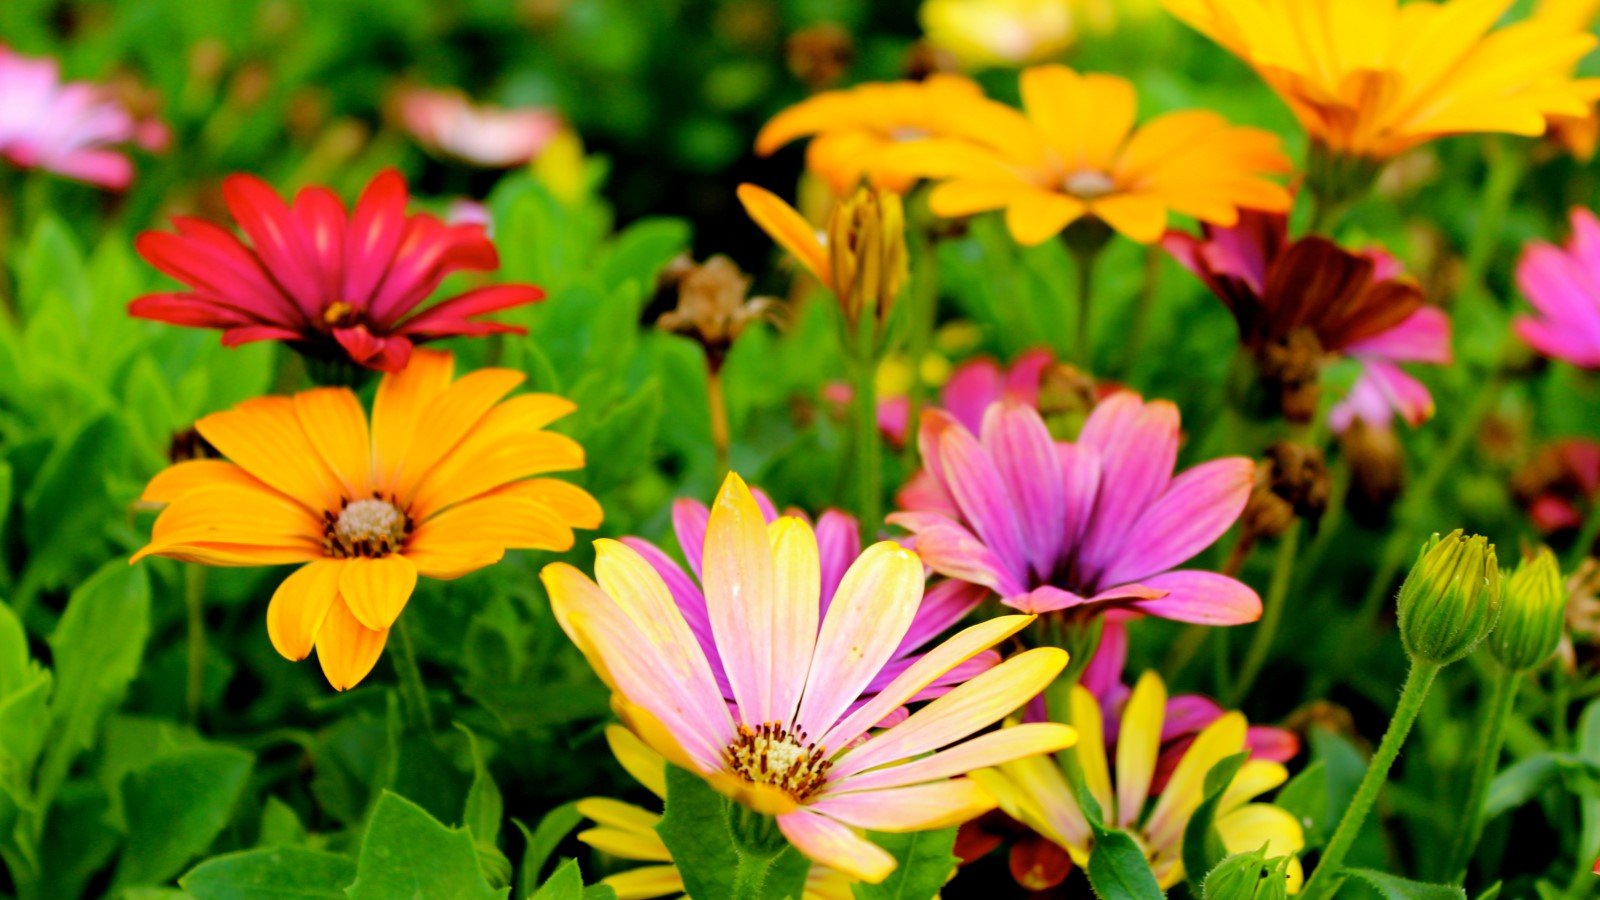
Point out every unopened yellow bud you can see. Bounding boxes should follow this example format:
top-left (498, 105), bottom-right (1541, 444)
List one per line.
top-left (1396, 530), bottom-right (1502, 666)
top-left (1488, 547), bottom-right (1566, 672)
top-left (826, 186), bottom-right (907, 335)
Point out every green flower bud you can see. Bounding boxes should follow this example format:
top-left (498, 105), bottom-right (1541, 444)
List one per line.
top-left (1396, 530), bottom-right (1502, 666)
top-left (1487, 547), bottom-right (1565, 672)
top-left (1203, 847), bottom-right (1292, 900)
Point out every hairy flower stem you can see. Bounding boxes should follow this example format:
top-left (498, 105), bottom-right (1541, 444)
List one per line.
top-left (1445, 668), bottom-right (1518, 882)
top-left (849, 332), bottom-right (883, 534)
top-left (392, 616), bottom-right (433, 732)
top-left (185, 566), bottom-right (207, 723)
top-left (1301, 660), bottom-right (1442, 900)
top-left (1228, 518), bottom-right (1301, 706)
top-left (707, 366), bottom-right (731, 477)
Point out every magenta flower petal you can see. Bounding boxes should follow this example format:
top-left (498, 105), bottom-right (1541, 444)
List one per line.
top-left (815, 509), bottom-right (862, 613)
top-left (932, 418), bottom-right (1031, 580)
top-left (1127, 570), bottom-right (1261, 625)
top-left (1100, 457), bottom-right (1254, 586)
top-left (888, 511), bottom-right (1027, 596)
top-left (1076, 394), bottom-right (1180, 580)
top-left (981, 403), bottom-right (1067, 580)
top-left (1514, 211), bottom-right (1600, 369)
top-left (1343, 307), bottom-right (1452, 364)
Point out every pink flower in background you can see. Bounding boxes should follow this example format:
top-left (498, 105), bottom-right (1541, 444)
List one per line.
top-left (622, 486), bottom-right (998, 714)
top-left (825, 348), bottom-right (1056, 447)
top-left (891, 392), bottom-right (1261, 624)
top-left (1165, 209), bottom-right (1451, 432)
top-left (0, 45), bottom-right (167, 190)
top-left (399, 87), bottom-right (563, 168)
top-left (1515, 208), bottom-right (1600, 368)
top-left (130, 169), bottom-right (544, 371)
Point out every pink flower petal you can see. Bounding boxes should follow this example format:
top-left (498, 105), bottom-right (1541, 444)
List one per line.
top-left (1099, 457), bottom-right (1253, 586)
top-left (1127, 570), bottom-right (1261, 625)
top-left (981, 403), bottom-right (1067, 580)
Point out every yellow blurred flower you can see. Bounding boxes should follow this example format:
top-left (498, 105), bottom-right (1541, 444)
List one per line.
top-left (533, 126), bottom-right (588, 204)
top-left (919, 0), bottom-right (1074, 70)
top-left (884, 65), bottom-right (1292, 245)
top-left (1164, 0), bottom-right (1600, 160)
top-left (1536, 0), bottom-right (1600, 31)
top-left (756, 74), bottom-right (988, 196)
top-left (1534, 0), bottom-right (1600, 161)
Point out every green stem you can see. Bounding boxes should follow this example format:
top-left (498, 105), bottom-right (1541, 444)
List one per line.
top-left (900, 224), bottom-right (940, 471)
top-left (1459, 138), bottom-right (1527, 306)
top-left (849, 345), bottom-right (882, 534)
top-left (1228, 519), bottom-right (1302, 707)
top-left (184, 566), bottom-right (208, 723)
top-left (391, 616), bottom-right (433, 732)
top-left (1566, 495), bottom-right (1600, 572)
top-left (1118, 245), bottom-right (1161, 377)
top-left (1301, 660), bottom-right (1442, 900)
top-left (1445, 667), bottom-right (1518, 882)
top-left (1071, 246), bottom-right (1097, 367)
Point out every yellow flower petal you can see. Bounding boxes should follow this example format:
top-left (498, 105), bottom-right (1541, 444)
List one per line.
top-left (293, 387), bottom-right (372, 500)
top-left (600, 865), bottom-right (685, 900)
top-left (605, 723), bottom-right (668, 799)
top-left (1070, 684), bottom-right (1114, 825)
top-left (314, 596), bottom-right (389, 691)
top-left (1115, 670), bottom-right (1166, 829)
top-left (737, 184), bottom-right (831, 288)
top-left (141, 460), bottom-right (268, 504)
top-left (338, 554), bottom-right (419, 631)
top-left (266, 559), bottom-right (345, 661)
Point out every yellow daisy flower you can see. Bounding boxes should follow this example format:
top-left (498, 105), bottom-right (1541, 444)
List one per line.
top-left (755, 75), bottom-right (989, 197)
top-left (883, 65), bottom-right (1292, 245)
top-left (577, 726), bottom-right (855, 899)
top-left (975, 671), bottom-right (1305, 891)
top-left (133, 349), bottom-right (600, 690)
top-left (1163, 0), bottom-right (1600, 160)
top-left (918, 0), bottom-right (1075, 71)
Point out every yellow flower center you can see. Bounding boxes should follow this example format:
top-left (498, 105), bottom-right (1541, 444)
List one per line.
top-left (324, 497), bottom-right (411, 559)
top-left (723, 722), bottom-right (832, 802)
top-left (1063, 169), bottom-right (1116, 199)
top-left (322, 301), bottom-right (359, 328)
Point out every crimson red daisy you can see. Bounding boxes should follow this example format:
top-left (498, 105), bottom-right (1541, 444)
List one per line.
top-left (129, 168), bottom-right (543, 371)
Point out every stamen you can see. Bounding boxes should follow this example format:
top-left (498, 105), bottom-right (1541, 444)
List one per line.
top-left (324, 496), bottom-right (411, 558)
top-left (723, 722), bottom-right (832, 802)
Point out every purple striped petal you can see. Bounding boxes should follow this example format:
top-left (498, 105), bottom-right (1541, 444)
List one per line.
top-left (1343, 307), bottom-right (1452, 364)
top-left (1005, 585), bottom-right (1088, 613)
top-left (940, 358), bottom-right (1006, 434)
top-left (892, 579), bottom-right (989, 659)
top-left (1059, 442), bottom-right (1102, 554)
top-left (1126, 570), bottom-right (1261, 625)
top-left (934, 419), bottom-right (1031, 581)
top-left (887, 512), bottom-right (1027, 596)
top-left (815, 509), bottom-right (861, 613)
top-left (981, 402), bottom-right (1067, 581)
top-left (1099, 457), bottom-right (1253, 586)
top-left (671, 498), bottom-right (711, 578)
top-left (1076, 394), bottom-right (1181, 583)
top-left (619, 536), bottom-right (733, 698)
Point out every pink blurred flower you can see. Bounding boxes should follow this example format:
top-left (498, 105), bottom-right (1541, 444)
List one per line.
top-left (825, 348), bottom-right (1056, 447)
top-left (0, 45), bottom-right (167, 190)
top-left (890, 392), bottom-right (1262, 624)
top-left (129, 169), bottom-right (544, 371)
top-left (399, 87), bottom-right (562, 168)
top-left (1164, 209), bottom-right (1451, 432)
top-left (1514, 439), bottom-right (1600, 534)
top-left (1515, 208), bottom-right (1600, 368)
top-left (622, 486), bottom-right (997, 715)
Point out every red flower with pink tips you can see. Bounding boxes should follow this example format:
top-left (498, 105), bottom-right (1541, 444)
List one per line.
top-left (129, 169), bottom-right (544, 371)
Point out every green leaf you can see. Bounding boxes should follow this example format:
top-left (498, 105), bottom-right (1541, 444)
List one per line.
top-left (1274, 760), bottom-right (1327, 847)
top-left (1183, 752), bottom-right (1249, 888)
top-left (112, 745), bottom-right (255, 888)
top-left (1483, 752), bottom-right (1600, 820)
top-left (852, 828), bottom-right (958, 900)
top-left (345, 791), bottom-right (507, 900)
top-left (1339, 868), bottom-right (1467, 900)
top-left (181, 846), bottom-right (357, 899)
top-left (258, 797), bottom-right (309, 848)
top-left (459, 726), bottom-right (504, 844)
top-left (654, 765), bottom-right (809, 900)
top-left (0, 598), bottom-right (50, 788)
top-left (38, 562), bottom-right (151, 807)
top-left (513, 803), bottom-right (584, 899)
top-left (1085, 822), bottom-right (1164, 900)
top-left (532, 858), bottom-right (585, 900)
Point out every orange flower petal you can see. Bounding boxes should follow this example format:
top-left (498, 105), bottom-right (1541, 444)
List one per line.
top-left (196, 397), bottom-right (347, 512)
top-left (388, 368), bottom-right (526, 502)
top-left (736, 184), bottom-right (830, 288)
top-left (315, 596), bottom-right (389, 691)
top-left (293, 388), bottom-right (372, 500)
top-left (141, 460), bottom-right (269, 504)
top-left (338, 554), bottom-right (419, 631)
top-left (266, 558), bottom-right (346, 661)
top-left (371, 349), bottom-right (455, 493)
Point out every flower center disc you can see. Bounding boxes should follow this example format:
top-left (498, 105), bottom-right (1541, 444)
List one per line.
top-left (724, 722), bottom-right (832, 802)
top-left (326, 498), bottom-right (410, 558)
top-left (1063, 169), bottom-right (1116, 199)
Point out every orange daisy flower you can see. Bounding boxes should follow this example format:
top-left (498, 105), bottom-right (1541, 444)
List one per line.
top-left (885, 65), bottom-right (1292, 245)
top-left (133, 350), bottom-right (600, 690)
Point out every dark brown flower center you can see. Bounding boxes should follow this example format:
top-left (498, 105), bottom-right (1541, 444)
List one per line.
top-left (324, 495), bottom-right (412, 558)
top-left (723, 722), bottom-right (832, 802)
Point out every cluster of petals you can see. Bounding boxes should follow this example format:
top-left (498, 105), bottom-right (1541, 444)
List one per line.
top-left (129, 168), bottom-right (544, 371)
top-left (892, 392), bottom-right (1262, 625)
top-left (1163, 0), bottom-right (1600, 159)
top-left (397, 86), bottom-right (564, 168)
top-left (622, 488), bottom-right (997, 713)
top-left (543, 473), bottom-right (1075, 883)
top-left (1164, 209), bottom-right (1451, 432)
top-left (976, 670), bottom-right (1305, 889)
top-left (0, 44), bottom-right (168, 189)
top-left (577, 725), bottom-right (853, 900)
top-left (1515, 208), bottom-right (1600, 369)
top-left (133, 350), bottom-right (599, 690)
top-left (877, 65), bottom-right (1293, 244)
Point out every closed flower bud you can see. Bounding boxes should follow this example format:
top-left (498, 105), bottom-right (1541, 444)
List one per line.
top-left (827, 185), bottom-right (908, 337)
top-left (1488, 547), bottom-right (1566, 672)
top-left (1397, 530), bottom-right (1502, 665)
top-left (1202, 847), bottom-right (1293, 900)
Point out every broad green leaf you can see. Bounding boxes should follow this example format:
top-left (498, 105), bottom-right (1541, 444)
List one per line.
top-left (1183, 752), bottom-right (1249, 888)
top-left (1274, 760), bottom-right (1328, 847)
top-left (22, 414), bottom-right (129, 586)
top-left (181, 846), bottom-right (357, 899)
top-left (852, 828), bottom-right (958, 900)
top-left (1576, 698), bottom-right (1600, 888)
top-left (1085, 824), bottom-right (1164, 900)
top-left (1483, 752), bottom-right (1600, 820)
top-left (0, 598), bottom-right (50, 787)
top-left (17, 214), bottom-right (90, 319)
top-left (112, 745), bottom-right (255, 888)
top-left (459, 725), bottom-right (504, 844)
top-left (1340, 868), bottom-right (1467, 900)
top-left (345, 791), bottom-right (506, 900)
top-left (513, 802), bottom-right (584, 899)
top-left (38, 562), bottom-right (151, 806)
top-left (655, 765), bottom-right (809, 900)
top-left (532, 858), bottom-right (585, 900)
top-left (258, 797), bottom-right (309, 848)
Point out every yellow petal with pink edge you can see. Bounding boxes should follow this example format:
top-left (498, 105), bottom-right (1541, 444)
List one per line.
top-left (700, 472), bottom-right (779, 723)
top-left (810, 778), bottom-right (995, 831)
top-left (315, 597), bottom-right (389, 691)
top-left (830, 722), bottom-right (1076, 793)
top-left (737, 184), bottom-right (830, 288)
top-left (1116, 670), bottom-right (1166, 828)
top-left (776, 809), bottom-right (895, 884)
top-left (766, 516), bottom-right (821, 726)
top-left (266, 558), bottom-right (345, 661)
